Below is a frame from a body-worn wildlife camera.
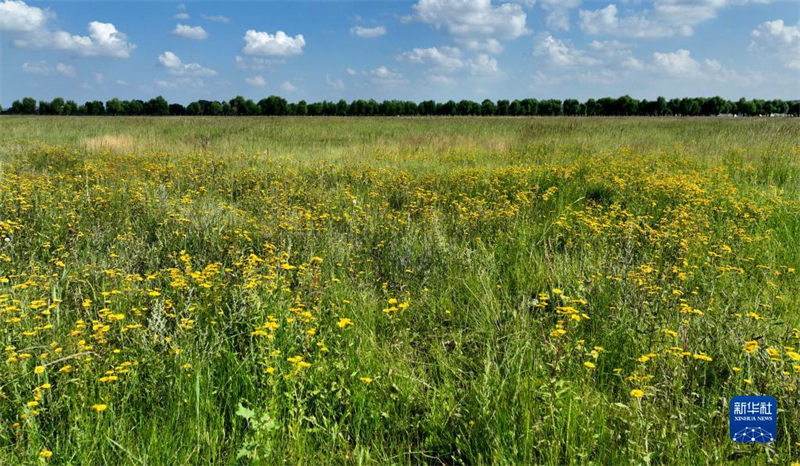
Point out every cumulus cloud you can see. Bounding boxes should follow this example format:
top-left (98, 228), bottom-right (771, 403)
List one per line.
top-left (234, 55), bottom-right (286, 71)
top-left (407, 0), bottom-right (529, 41)
top-left (171, 23), bottom-right (208, 40)
top-left (57, 62), bottom-right (77, 78)
top-left (242, 30), bottom-right (305, 56)
top-left (579, 5), bottom-right (677, 38)
top-left (350, 25), bottom-right (387, 38)
top-left (651, 49), bottom-right (701, 75)
top-left (21, 61), bottom-right (51, 75)
top-left (537, 0), bottom-right (580, 31)
top-left (750, 19), bottom-right (800, 69)
top-left (15, 21), bottom-right (135, 58)
top-left (2, 1), bottom-right (135, 57)
top-left (174, 12), bottom-right (189, 20)
top-left (645, 48), bottom-right (760, 87)
top-left (428, 74), bottom-right (456, 85)
top-left (371, 66), bottom-right (402, 79)
top-left (158, 51), bottom-right (218, 76)
top-left (22, 61), bottom-right (75, 78)
top-left (398, 46), bottom-right (464, 69)
top-left (580, 1), bottom-right (768, 38)
top-left (461, 38), bottom-right (503, 53)
top-left (369, 66), bottom-right (406, 85)
top-left (621, 56), bottom-right (644, 70)
top-left (245, 75), bottom-right (266, 87)
top-left (533, 34), bottom-right (601, 67)
top-left (280, 81), bottom-right (297, 92)
top-left (399, 45), bottom-right (503, 77)
top-left (326, 74), bottom-right (345, 90)
top-left (0, 0), bottom-right (49, 32)
top-left (468, 53), bottom-right (502, 75)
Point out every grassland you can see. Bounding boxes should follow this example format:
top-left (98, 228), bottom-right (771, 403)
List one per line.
top-left (0, 116), bottom-right (798, 464)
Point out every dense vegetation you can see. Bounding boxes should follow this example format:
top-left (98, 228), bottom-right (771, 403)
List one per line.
top-left (4, 94), bottom-right (799, 117)
top-left (0, 117), bottom-right (798, 464)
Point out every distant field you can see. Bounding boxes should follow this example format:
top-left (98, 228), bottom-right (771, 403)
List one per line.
top-left (0, 117), bottom-right (798, 464)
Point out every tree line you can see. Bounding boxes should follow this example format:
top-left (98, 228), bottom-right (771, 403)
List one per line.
top-left (3, 95), bottom-right (798, 117)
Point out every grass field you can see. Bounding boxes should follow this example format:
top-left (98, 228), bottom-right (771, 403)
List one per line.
top-left (0, 116), bottom-right (798, 464)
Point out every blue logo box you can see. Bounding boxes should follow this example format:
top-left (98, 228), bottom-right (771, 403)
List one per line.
top-left (729, 395), bottom-right (777, 443)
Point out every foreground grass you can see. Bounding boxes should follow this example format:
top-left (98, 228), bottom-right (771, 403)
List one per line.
top-left (0, 117), bottom-right (798, 464)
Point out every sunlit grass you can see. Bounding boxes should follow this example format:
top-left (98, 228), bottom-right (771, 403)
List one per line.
top-left (0, 116), bottom-right (798, 464)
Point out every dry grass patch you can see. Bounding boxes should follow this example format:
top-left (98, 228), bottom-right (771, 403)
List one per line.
top-left (82, 134), bottom-right (135, 153)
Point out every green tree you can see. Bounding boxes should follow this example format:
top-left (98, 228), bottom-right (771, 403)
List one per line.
top-left (496, 100), bottom-right (509, 116)
top-left (562, 99), bottom-right (580, 116)
top-left (106, 98), bottom-right (123, 115)
top-left (50, 97), bottom-right (65, 115)
top-left (22, 97), bottom-right (37, 114)
top-left (296, 100), bottom-right (308, 116)
top-left (63, 100), bottom-right (78, 115)
top-left (146, 96), bottom-right (169, 115)
top-left (187, 102), bottom-right (202, 116)
top-left (480, 99), bottom-right (497, 116)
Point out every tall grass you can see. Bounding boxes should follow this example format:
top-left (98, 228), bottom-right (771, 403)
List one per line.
top-left (0, 117), bottom-right (798, 464)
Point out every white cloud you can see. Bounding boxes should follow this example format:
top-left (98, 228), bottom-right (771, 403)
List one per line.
top-left (644, 48), bottom-right (762, 87)
top-left (398, 46), bottom-right (464, 69)
top-left (245, 75), bottom-right (266, 87)
top-left (92, 71), bottom-right (104, 83)
top-left (751, 19), bottom-right (800, 69)
top-left (579, 5), bottom-right (676, 38)
top-left (202, 14), bottom-right (230, 23)
top-left (158, 51), bottom-right (217, 76)
top-left (14, 20), bottom-right (136, 58)
top-left (429, 74), bottom-right (456, 85)
top-left (22, 61), bottom-right (76, 78)
top-left (158, 50), bottom-right (182, 68)
top-left (155, 77), bottom-right (206, 89)
top-left (577, 69), bottom-right (619, 85)
top-left (154, 79), bottom-right (177, 89)
top-left (533, 34), bottom-right (601, 67)
top-left (580, 1), bottom-right (768, 38)
top-left (326, 74), bottom-right (345, 90)
top-left (588, 39), bottom-right (643, 68)
top-left (56, 63), bottom-right (76, 78)
top-left (171, 24), bottom-right (208, 40)
top-left (469, 53), bottom-right (502, 75)
top-left (653, 0), bottom-right (768, 28)
top-left (350, 25), bottom-right (387, 38)
top-left (242, 29), bottom-right (305, 56)
top-left (621, 56), bottom-right (644, 70)
top-left (0, 0), bottom-right (49, 32)
top-left (174, 12), bottom-right (189, 20)
top-left (369, 66), bottom-right (406, 85)
top-left (234, 55), bottom-right (286, 71)
top-left (280, 81), bottom-right (297, 92)
top-left (399, 45), bottom-right (503, 78)
top-left (345, 67), bottom-right (357, 75)
top-left (587, 39), bottom-right (627, 55)
top-left (21, 61), bottom-right (50, 75)
top-left (371, 66), bottom-right (402, 79)
top-left (652, 49), bottom-right (700, 76)
top-left (462, 38), bottom-right (503, 53)
top-left (537, 0), bottom-right (580, 31)
top-left (407, 0), bottom-right (529, 41)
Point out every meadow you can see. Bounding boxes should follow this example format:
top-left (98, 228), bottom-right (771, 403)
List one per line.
top-left (0, 116), bottom-right (798, 464)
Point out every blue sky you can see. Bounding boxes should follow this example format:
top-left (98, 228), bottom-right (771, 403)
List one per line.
top-left (1, 0), bottom-right (798, 106)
